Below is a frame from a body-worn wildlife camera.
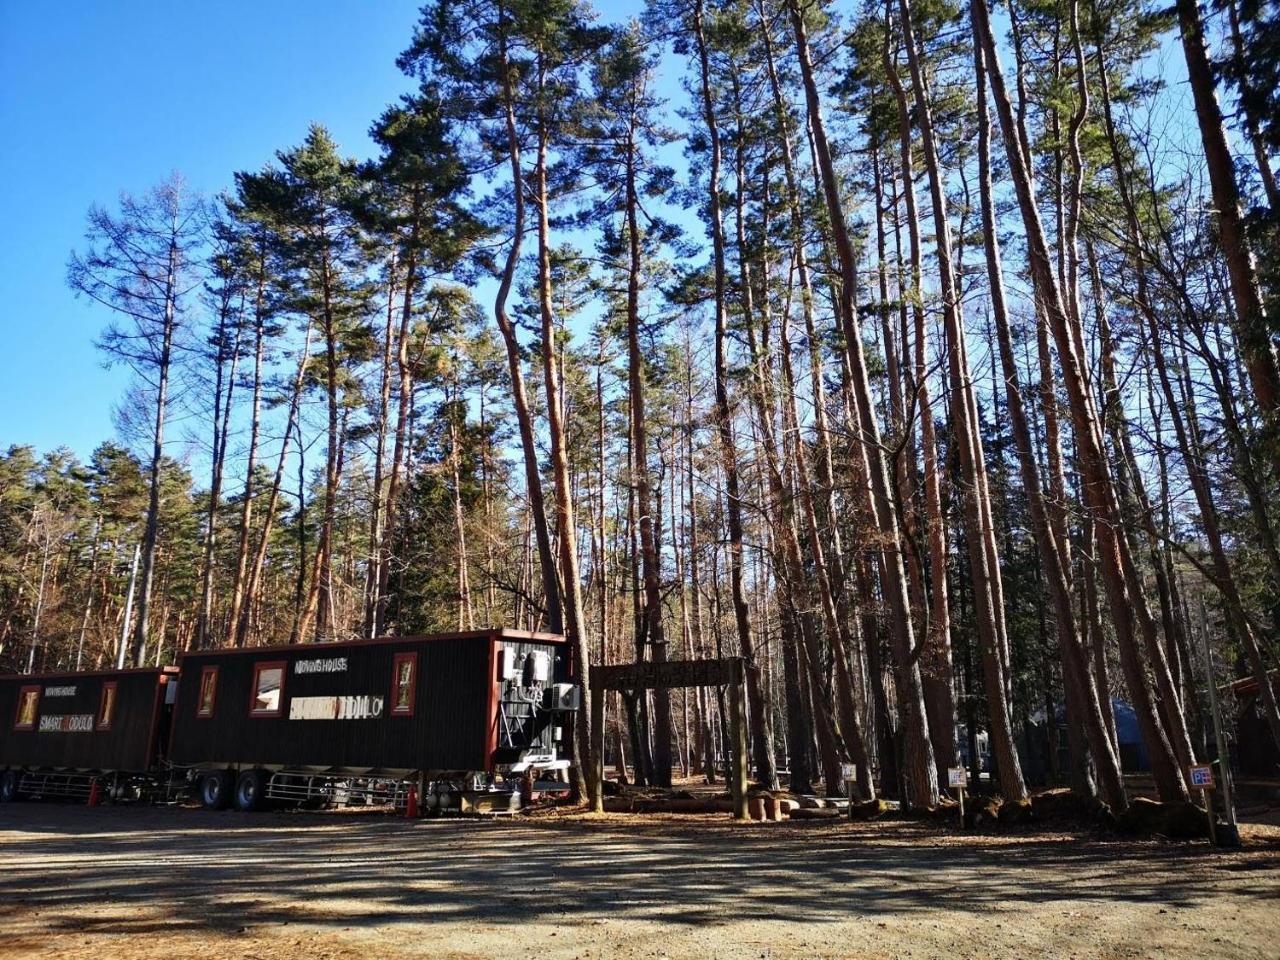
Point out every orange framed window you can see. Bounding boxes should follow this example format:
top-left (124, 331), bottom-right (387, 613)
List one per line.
top-left (13, 685), bottom-right (39, 730)
top-left (250, 661), bottom-right (286, 717)
top-left (97, 681), bottom-right (118, 730)
top-left (391, 652), bottom-right (416, 716)
top-left (196, 666), bottom-right (218, 718)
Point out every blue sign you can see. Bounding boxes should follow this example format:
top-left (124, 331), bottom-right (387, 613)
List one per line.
top-left (1189, 765), bottom-right (1214, 788)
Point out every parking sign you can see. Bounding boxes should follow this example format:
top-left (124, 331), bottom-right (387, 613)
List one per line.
top-left (1189, 765), bottom-right (1215, 789)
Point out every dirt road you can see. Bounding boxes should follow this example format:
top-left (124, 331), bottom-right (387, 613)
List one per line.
top-left (1, 804), bottom-right (1276, 959)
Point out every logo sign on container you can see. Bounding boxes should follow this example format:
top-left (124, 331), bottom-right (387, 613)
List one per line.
top-left (38, 714), bottom-right (94, 733)
top-left (948, 767), bottom-right (968, 789)
top-left (294, 657), bottom-right (348, 675)
top-left (289, 694), bottom-right (384, 720)
top-left (44, 685), bottom-right (77, 697)
top-left (1189, 765), bottom-right (1215, 789)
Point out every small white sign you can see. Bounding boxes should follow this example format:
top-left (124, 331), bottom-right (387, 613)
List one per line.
top-left (294, 657), bottom-right (348, 675)
top-left (44, 685), bottom-right (77, 697)
top-left (1189, 764), bottom-right (1215, 789)
top-left (38, 714), bottom-right (94, 733)
top-left (947, 767), bottom-right (968, 789)
top-left (840, 763), bottom-right (857, 782)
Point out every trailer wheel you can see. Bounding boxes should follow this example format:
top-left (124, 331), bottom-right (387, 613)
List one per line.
top-left (0, 770), bottom-right (20, 803)
top-left (234, 769), bottom-right (268, 812)
top-left (199, 770), bottom-right (233, 810)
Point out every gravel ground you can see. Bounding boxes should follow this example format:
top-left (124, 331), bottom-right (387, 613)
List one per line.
top-left (0, 803), bottom-right (1277, 959)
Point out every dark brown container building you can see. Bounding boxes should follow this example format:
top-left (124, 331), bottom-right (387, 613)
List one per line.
top-left (169, 629), bottom-right (570, 782)
top-left (0, 667), bottom-right (176, 798)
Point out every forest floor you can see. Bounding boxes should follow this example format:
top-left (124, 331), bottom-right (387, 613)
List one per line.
top-left (0, 802), bottom-right (1277, 960)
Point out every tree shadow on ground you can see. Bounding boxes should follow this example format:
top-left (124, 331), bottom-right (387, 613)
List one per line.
top-left (0, 804), bottom-right (1276, 938)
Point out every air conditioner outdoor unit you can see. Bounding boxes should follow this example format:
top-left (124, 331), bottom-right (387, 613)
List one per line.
top-left (543, 683), bottom-right (581, 712)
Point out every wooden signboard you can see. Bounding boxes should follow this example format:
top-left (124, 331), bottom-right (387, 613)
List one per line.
top-left (590, 658), bottom-right (738, 691)
top-left (589, 657), bottom-right (748, 820)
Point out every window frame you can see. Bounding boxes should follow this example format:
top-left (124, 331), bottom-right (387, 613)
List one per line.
top-left (196, 666), bottom-right (218, 719)
top-left (390, 652), bottom-right (417, 717)
top-left (13, 684), bottom-right (40, 731)
top-left (248, 660), bottom-right (287, 718)
top-left (97, 681), bottom-right (118, 731)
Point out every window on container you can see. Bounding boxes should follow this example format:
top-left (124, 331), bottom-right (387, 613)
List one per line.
top-left (13, 685), bottom-right (39, 730)
top-left (97, 682), bottom-right (118, 730)
top-left (391, 653), bottom-right (416, 716)
top-left (197, 667), bottom-right (218, 718)
top-left (250, 662), bottom-right (285, 717)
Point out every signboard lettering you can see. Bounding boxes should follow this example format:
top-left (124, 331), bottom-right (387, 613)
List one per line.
top-left (289, 694), bottom-right (384, 720)
top-left (1189, 765), bottom-right (1215, 789)
top-left (44, 685), bottom-right (77, 697)
top-left (294, 657), bottom-right (348, 675)
top-left (38, 714), bottom-right (94, 733)
top-left (948, 767), bottom-right (968, 789)
top-left (840, 763), bottom-right (857, 782)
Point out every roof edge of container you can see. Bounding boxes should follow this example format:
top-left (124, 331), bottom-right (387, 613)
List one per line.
top-left (0, 665), bottom-right (176, 682)
top-left (172, 627), bottom-right (567, 662)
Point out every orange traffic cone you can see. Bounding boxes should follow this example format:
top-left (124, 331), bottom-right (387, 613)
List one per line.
top-left (87, 779), bottom-right (100, 807)
top-left (404, 784), bottom-right (419, 819)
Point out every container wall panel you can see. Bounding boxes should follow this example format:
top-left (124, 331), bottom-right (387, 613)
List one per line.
top-left (0, 669), bottom-right (170, 772)
top-left (169, 633), bottom-right (528, 775)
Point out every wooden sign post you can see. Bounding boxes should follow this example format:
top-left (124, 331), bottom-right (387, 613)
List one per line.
top-left (948, 767), bottom-right (968, 828)
top-left (841, 763), bottom-right (857, 820)
top-left (1189, 764), bottom-right (1216, 845)
top-left (1194, 599), bottom-right (1240, 847)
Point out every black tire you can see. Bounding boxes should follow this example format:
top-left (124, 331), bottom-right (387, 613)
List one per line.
top-left (233, 769), bottom-right (268, 812)
top-left (0, 770), bottom-right (20, 803)
top-left (200, 770), bottom-right (233, 810)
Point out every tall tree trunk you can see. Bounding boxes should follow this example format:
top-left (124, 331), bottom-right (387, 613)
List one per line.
top-left (1090, 14), bottom-right (1204, 772)
top-left (973, 0), bottom-right (1190, 801)
top-left (237, 322), bottom-right (313, 647)
top-left (895, 0), bottom-right (1023, 800)
top-left (972, 20), bottom-right (1124, 810)
top-left (489, 18), bottom-right (563, 638)
top-left (1225, 0), bottom-right (1280, 209)
top-left (1174, 0), bottom-right (1280, 457)
top-left (623, 100), bottom-right (673, 787)
top-left (882, 25), bottom-right (960, 782)
top-left (133, 237), bottom-right (178, 663)
top-left (756, 0), bottom-right (864, 748)
top-left (533, 82), bottom-right (595, 804)
top-left (197, 288), bottom-right (243, 648)
top-left (228, 259), bottom-right (269, 645)
top-left (1145, 297), bottom-right (1280, 751)
top-left (373, 208), bottom-right (423, 636)
top-left (364, 257), bottom-right (397, 637)
top-left (296, 242), bottom-right (343, 644)
top-left (692, 0), bottom-right (778, 789)
top-left (787, 0), bottom-right (938, 808)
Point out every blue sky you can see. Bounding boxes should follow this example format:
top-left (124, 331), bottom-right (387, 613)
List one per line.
top-left (0, 1), bottom-right (434, 459)
top-left (0, 2), bottom-right (643, 463)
